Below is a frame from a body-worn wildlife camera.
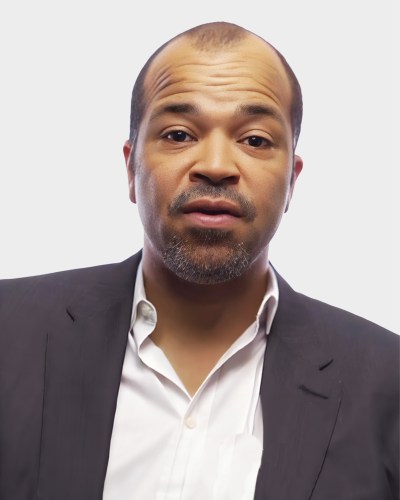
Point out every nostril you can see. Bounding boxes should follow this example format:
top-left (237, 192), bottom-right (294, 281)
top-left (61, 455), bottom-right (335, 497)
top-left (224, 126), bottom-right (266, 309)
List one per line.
top-left (191, 172), bottom-right (239, 185)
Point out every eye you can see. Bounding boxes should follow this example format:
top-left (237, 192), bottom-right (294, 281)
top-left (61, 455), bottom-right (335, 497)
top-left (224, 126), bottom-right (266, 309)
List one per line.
top-left (163, 130), bottom-right (195, 142)
top-left (241, 136), bottom-right (272, 148)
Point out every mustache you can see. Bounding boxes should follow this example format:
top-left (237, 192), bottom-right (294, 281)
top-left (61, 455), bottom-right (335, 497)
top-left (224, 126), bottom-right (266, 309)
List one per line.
top-left (168, 185), bottom-right (256, 222)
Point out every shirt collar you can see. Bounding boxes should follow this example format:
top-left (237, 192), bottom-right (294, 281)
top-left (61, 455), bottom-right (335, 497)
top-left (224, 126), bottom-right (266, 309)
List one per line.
top-left (259, 265), bottom-right (279, 335)
top-left (130, 260), bottom-right (157, 347)
top-left (130, 259), bottom-right (279, 346)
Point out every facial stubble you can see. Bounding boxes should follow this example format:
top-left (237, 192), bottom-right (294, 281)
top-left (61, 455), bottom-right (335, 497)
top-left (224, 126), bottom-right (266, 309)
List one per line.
top-left (161, 186), bottom-right (257, 285)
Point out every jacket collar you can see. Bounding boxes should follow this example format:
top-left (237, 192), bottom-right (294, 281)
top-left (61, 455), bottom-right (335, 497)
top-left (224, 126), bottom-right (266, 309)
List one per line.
top-left (36, 253), bottom-right (142, 500)
top-left (36, 254), bottom-right (341, 500)
top-left (254, 272), bottom-right (342, 500)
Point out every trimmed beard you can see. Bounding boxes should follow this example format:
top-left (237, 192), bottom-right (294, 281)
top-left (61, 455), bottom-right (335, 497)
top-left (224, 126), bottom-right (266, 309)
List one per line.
top-left (161, 227), bottom-right (251, 284)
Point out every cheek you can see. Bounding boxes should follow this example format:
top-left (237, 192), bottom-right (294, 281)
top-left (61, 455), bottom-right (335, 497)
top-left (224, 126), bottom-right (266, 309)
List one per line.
top-left (134, 163), bottom-right (177, 225)
top-left (136, 172), bottom-right (159, 216)
top-left (138, 148), bottom-right (188, 201)
top-left (252, 166), bottom-right (292, 209)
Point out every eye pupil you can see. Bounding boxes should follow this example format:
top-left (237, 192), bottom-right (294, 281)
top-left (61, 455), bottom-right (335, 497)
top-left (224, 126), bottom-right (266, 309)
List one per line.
top-left (172, 131), bottom-right (187, 142)
top-left (248, 136), bottom-right (264, 147)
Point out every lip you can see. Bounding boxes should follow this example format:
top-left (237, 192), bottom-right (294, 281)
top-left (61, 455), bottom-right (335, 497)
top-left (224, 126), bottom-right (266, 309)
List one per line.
top-left (180, 198), bottom-right (242, 228)
top-left (181, 199), bottom-right (243, 217)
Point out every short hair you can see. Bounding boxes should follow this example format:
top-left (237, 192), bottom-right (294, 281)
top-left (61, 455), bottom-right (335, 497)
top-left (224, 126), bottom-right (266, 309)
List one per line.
top-left (129, 22), bottom-right (303, 149)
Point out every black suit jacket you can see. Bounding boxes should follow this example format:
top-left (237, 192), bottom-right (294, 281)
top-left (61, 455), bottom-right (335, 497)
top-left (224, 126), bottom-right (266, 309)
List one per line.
top-left (0, 252), bottom-right (398, 500)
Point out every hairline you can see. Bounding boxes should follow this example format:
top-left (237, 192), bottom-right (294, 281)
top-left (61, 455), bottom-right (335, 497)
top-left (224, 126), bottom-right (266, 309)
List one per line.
top-left (129, 27), bottom-right (302, 153)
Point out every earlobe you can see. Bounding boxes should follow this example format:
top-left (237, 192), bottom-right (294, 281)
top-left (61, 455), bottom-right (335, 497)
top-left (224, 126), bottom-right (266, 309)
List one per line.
top-left (284, 155), bottom-right (303, 212)
top-left (123, 141), bottom-right (136, 204)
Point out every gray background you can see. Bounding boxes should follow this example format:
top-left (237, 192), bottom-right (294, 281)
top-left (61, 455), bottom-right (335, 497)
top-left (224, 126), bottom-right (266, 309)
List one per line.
top-left (0, 0), bottom-right (399, 332)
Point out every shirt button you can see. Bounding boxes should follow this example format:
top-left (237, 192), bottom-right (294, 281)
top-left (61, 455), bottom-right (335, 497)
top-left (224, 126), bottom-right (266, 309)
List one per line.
top-left (185, 416), bottom-right (197, 429)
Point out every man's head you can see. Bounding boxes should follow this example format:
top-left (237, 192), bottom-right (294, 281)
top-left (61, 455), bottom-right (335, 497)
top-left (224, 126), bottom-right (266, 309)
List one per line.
top-left (124, 22), bottom-right (303, 284)
top-left (128, 23), bottom-right (303, 151)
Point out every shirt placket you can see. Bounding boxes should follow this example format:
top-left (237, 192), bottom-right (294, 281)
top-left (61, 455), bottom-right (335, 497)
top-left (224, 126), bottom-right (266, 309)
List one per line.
top-left (156, 381), bottom-right (217, 500)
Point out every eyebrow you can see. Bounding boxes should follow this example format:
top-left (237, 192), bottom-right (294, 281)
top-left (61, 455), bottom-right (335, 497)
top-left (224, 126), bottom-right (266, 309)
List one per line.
top-left (234, 103), bottom-right (285, 126)
top-left (149, 103), bottom-right (200, 122)
top-left (149, 102), bottom-right (284, 126)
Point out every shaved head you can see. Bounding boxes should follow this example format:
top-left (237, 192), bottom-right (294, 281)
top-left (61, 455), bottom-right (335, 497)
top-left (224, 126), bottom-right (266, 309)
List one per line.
top-left (129, 22), bottom-right (302, 149)
top-left (184, 22), bottom-right (248, 51)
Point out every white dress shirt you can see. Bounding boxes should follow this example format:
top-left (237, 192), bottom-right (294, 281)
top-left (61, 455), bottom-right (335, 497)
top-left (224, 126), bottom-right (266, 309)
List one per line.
top-left (103, 261), bottom-right (279, 500)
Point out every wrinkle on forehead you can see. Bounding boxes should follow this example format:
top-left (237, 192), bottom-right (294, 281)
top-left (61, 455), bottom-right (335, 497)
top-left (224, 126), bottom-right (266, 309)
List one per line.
top-left (143, 37), bottom-right (292, 119)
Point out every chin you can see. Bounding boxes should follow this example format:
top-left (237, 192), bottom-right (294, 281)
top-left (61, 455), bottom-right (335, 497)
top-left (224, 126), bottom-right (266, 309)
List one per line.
top-left (161, 235), bottom-right (252, 285)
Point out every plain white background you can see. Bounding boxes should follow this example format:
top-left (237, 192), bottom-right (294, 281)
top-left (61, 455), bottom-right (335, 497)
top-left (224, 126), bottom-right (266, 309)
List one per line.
top-left (0, 0), bottom-right (399, 333)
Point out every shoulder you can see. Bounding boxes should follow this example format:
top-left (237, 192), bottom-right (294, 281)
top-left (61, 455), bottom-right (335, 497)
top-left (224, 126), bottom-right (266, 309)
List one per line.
top-left (297, 289), bottom-right (398, 352)
top-left (276, 269), bottom-right (398, 343)
top-left (275, 272), bottom-right (399, 389)
top-left (0, 252), bottom-right (142, 313)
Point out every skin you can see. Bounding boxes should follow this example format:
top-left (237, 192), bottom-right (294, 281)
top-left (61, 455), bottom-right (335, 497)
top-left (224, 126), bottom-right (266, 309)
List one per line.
top-left (123, 34), bottom-right (303, 395)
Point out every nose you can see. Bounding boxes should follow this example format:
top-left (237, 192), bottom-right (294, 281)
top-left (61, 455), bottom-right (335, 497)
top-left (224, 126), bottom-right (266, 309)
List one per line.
top-left (189, 132), bottom-right (240, 185)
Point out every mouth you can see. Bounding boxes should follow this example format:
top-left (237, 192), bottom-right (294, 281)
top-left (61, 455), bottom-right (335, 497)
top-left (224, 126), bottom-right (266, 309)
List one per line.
top-left (182, 199), bottom-right (242, 217)
top-left (180, 199), bottom-right (242, 228)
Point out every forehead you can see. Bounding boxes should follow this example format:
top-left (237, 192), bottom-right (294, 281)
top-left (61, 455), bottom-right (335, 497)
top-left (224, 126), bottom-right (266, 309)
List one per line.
top-left (142, 34), bottom-right (292, 123)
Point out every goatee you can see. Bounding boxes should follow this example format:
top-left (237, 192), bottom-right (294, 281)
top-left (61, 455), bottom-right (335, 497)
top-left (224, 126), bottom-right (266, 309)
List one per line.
top-left (162, 184), bottom-right (257, 284)
top-left (162, 228), bottom-right (251, 284)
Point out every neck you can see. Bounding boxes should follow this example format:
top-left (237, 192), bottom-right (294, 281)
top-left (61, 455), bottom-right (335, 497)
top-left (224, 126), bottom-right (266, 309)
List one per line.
top-left (141, 247), bottom-right (269, 339)
top-left (140, 246), bottom-right (270, 395)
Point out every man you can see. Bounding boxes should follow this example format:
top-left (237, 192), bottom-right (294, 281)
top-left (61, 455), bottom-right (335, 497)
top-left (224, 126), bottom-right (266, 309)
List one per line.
top-left (0, 22), bottom-right (398, 500)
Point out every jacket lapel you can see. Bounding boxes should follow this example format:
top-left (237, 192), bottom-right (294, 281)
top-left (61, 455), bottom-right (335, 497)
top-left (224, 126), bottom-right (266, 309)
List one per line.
top-left (35, 255), bottom-right (341, 500)
top-left (36, 254), bottom-right (141, 500)
top-left (254, 274), bottom-right (342, 500)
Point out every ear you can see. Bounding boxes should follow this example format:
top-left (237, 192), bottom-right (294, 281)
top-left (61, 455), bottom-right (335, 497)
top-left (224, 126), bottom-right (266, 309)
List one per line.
top-left (123, 140), bottom-right (136, 204)
top-left (285, 154), bottom-right (303, 212)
